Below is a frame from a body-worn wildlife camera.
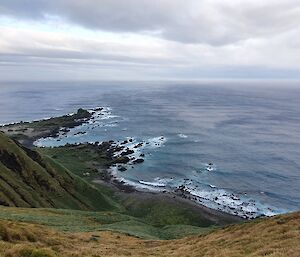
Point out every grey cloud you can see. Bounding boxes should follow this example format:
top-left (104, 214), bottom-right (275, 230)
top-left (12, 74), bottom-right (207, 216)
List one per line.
top-left (1, 0), bottom-right (300, 81)
top-left (1, 0), bottom-right (300, 45)
top-left (0, 46), bottom-right (178, 68)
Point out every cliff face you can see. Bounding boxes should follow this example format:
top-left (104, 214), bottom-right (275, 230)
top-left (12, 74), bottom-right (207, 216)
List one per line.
top-left (0, 132), bottom-right (116, 211)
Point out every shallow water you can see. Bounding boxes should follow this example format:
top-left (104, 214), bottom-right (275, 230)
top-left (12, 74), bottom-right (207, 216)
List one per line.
top-left (1, 81), bottom-right (300, 217)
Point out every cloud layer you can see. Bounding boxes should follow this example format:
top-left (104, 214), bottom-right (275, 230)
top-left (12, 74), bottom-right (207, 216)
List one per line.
top-left (0, 0), bottom-right (300, 80)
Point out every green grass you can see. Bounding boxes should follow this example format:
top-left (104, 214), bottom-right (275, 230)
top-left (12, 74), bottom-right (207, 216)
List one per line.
top-left (0, 132), bottom-right (226, 240)
top-left (1, 211), bottom-right (300, 257)
top-left (37, 145), bottom-right (223, 232)
top-left (0, 206), bottom-right (212, 240)
top-left (27, 142), bottom-right (235, 239)
top-left (37, 146), bottom-right (220, 226)
top-left (37, 143), bottom-right (121, 198)
top-left (37, 143), bottom-right (113, 179)
top-left (0, 132), bottom-right (118, 211)
top-left (123, 197), bottom-right (214, 228)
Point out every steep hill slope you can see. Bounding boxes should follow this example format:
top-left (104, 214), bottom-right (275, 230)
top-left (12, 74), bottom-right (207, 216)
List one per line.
top-left (0, 131), bottom-right (239, 240)
top-left (0, 132), bottom-right (117, 211)
top-left (0, 210), bottom-right (299, 257)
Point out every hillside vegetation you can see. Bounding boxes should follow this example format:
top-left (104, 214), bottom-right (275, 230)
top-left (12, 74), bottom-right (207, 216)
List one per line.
top-left (0, 132), bottom-right (230, 240)
top-left (0, 206), bottom-right (213, 240)
top-left (0, 132), bottom-right (117, 211)
top-left (1, 131), bottom-right (298, 256)
top-left (0, 210), bottom-right (299, 257)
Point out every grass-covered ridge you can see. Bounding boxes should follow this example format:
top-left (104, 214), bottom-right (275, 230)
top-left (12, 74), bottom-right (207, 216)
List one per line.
top-left (0, 210), bottom-right (299, 257)
top-left (0, 206), bottom-right (213, 240)
top-left (0, 132), bottom-right (118, 211)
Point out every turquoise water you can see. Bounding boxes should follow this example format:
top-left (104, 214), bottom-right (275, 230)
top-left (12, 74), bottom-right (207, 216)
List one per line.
top-left (1, 81), bottom-right (300, 218)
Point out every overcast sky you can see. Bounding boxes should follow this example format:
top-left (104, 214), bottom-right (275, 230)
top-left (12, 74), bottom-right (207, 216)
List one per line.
top-left (0, 0), bottom-right (300, 81)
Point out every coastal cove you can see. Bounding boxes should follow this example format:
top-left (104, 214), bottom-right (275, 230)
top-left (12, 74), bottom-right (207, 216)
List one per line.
top-left (0, 82), bottom-right (300, 256)
top-left (0, 107), bottom-right (242, 221)
top-left (2, 1), bottom-right (300, 255)
top-left (2, 80), bottom-right (299, 220)
top-left (1, 82), bottom-right (300, 220)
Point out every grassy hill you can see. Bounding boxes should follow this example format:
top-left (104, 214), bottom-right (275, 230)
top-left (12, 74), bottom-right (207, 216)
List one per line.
top-left (0, 131), bottom-right (299, 256)
top-left (2, 130), bottom-right (298, 256)
top-left (0, 206), bottom-right (213, 240)
top-left (0, 131), bottom-right (234, 240)
top-left (0, 209), bottom-right (299, 257)
top-left (0, 132), bottom-right (118, 211)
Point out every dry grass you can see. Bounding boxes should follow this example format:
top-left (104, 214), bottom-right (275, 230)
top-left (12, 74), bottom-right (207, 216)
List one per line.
top-left (0, 211), bottom-right (299, 257)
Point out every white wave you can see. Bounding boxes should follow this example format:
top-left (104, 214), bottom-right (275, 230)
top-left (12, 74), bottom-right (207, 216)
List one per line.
top-left (109, 167), bottom-right (163, 192)
top-left (139, 180), bottom-right (166, 187)
top-left (103, 123), bottom-right (118, 127)
top-left (203, 163), bottom-right (216, 172)
top-left (112, 136), bottom-right (167, 164)
top-left (33, 136), bottom-right (57, 147)
top-left (206, 166), bottom-right (214, 172)
top-left (154, 177), bottom-right (173, 184)
top-left (34, 106), bottom-right (120, 147)
top-left (109, 161), bottom-right (279, 219)
top-left (147, 136), bottom-right (166, 148)
top-left (184, 185), bottom-right (279, 219)
top-left (87, 107), bottom-right (119, 122)
top-left (178, 133), bottom-right (188, 138)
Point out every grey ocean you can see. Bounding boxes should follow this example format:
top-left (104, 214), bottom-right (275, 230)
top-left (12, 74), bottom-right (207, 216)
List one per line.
top-left (1, 81), bottom-right (300, 217)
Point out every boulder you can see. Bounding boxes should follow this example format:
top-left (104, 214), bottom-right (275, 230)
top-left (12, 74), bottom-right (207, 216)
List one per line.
top-left (133, 158), bottom-right (144, 164)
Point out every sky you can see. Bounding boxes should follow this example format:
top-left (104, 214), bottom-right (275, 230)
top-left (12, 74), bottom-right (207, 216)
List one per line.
top-left (0, 0), bottom-right (300, 81)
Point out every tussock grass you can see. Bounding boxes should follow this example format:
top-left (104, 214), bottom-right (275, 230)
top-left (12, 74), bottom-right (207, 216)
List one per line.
top-left (0, 211), bottom-right (299, 257)
top-left (0, 206), bottom-right (212, 240)
top-left (1, 131), bottom-right (298, 256)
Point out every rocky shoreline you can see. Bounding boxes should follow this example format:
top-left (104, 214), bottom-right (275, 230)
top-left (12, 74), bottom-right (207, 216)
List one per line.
top-left (0, 107), bottom-right (252, 221)
top-left (0, 107), bottom-right (153, 191)
top-left (0, 108), bottom-right (94, 147)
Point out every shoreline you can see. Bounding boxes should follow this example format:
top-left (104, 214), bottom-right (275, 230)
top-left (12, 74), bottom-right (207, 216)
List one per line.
top-left (0, 107), bottom-right (264, 221)
top-left (0, 108), bottom-right (94, 148)
top-left (93, 177), bottom-right (243, 224)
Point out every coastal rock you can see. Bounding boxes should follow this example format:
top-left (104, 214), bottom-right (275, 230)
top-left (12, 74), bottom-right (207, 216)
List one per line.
top-left (76, 108), bottom-right (91, 118)
top-left (132, 158), bottom-right (144, 164)
top-left (60, 128), bottom-right (70, 133)
top-left (74, 131), bottom-right (86, 136)
top-left (121, 149), bottom-right (134, 156)
top-left (118, 166), bottom-right (127, 172)
top-left (114, 156), bottom-right (130, 164)
top-left (134, 143), bottom-right (143, 148)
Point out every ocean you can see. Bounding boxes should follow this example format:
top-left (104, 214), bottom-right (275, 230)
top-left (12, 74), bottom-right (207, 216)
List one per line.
top-left (1, 80), bottom-right (300, 218)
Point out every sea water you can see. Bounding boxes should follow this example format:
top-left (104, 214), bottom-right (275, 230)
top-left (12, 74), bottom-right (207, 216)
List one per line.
top-left (1, 80), bottom-right (300, 218)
